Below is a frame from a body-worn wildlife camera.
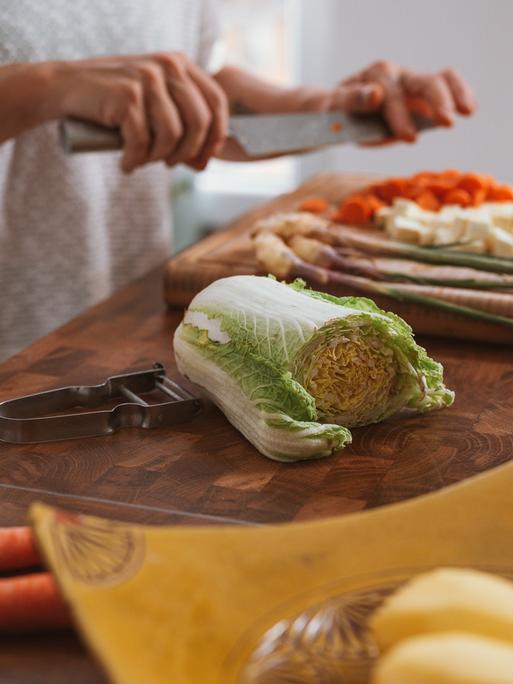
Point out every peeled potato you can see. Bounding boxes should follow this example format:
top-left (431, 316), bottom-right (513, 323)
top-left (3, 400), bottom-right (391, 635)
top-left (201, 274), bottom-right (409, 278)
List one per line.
top-left (370, 567), bottom-right (513, 651)
top-left (372, 632), bottom-right (513, 684)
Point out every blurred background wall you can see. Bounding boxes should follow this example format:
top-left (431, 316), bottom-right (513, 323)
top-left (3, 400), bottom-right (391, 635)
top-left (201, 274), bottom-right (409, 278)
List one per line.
top-left (297, 0), bottom-right (513, 183)
top-left (172, 0), bottom-right (513, 251)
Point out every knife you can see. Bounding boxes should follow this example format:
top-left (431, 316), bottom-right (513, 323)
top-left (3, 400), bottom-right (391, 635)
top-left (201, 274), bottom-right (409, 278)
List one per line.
top-left (59, 111), bottom-right (437, 157)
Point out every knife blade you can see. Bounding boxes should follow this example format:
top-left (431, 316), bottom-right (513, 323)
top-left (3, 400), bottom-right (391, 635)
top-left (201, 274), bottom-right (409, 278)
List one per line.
top-left (59, 111), bottom-right (437, 156)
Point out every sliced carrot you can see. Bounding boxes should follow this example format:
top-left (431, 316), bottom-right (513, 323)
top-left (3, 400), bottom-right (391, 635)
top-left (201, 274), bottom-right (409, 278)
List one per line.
top-left (426, 179), bottom-right (455, 200)
top-left (411, 172), bottom-right (442, 189)
top-left (0, 572), bottom-right (71, 631)
top-left (374, 179), bottom-right (408, 203)
top-left (444, 188), bottom-right (472, 207)
top-left (439, 169), bottom-right (461, 179)
top-left (0, 527), bottom-right (41, 572)
top-left (365, 194), bottom-right (386, 214)
top-left (299, 197), bottom-right (329, 214)
top-left (403, 184), bottom-right (425, 200)
top-left (471, 189), bottom-right (488, 206)
top-left (416, 190), bottom-right (440, 212)
top-left (337, 196), bottom-right (373, 225)
top-left (457, 173), bottom-right (489, 194)
top-left (488, 185), bottom-right (513, 201)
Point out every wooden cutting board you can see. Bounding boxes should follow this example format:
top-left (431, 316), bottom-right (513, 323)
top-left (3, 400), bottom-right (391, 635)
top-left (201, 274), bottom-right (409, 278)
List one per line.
top-left (164, 172), bottom-right (513, 344)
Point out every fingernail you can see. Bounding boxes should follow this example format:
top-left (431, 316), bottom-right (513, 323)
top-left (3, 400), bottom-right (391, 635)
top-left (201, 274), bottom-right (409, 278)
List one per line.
top-left (439, 110), bottom-right (454, 126)
top-left (402, 130), bottom-right (416, 143)
top-left (192, 160), bottom-right (208, 171)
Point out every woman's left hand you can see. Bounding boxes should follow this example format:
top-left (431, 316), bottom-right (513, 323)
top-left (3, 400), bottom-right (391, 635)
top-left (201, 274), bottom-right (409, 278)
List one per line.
top-left (330, 60), bottom-right (476, 142)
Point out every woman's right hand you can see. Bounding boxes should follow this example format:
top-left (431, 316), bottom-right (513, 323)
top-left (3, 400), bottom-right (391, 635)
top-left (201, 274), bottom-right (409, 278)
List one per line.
top-left (52, 52), bottom-right (229, 173)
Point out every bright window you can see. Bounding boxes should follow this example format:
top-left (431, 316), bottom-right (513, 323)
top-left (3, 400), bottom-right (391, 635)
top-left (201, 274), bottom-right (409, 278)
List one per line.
top-left (196, 0), bottom-right (299, 196)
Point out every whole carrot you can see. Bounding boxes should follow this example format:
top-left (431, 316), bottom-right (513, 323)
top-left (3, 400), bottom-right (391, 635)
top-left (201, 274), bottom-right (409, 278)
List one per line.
top-left (0, 527), bottom-right (42, 572)
top-left (0, 572), bottom-right (71, 631)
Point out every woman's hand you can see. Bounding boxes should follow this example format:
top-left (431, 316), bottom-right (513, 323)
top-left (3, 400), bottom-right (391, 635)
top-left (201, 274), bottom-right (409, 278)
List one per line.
top-left (53, 52), bottom-right (229, 172)
top-left (330, 60), bottom-right (476, 142)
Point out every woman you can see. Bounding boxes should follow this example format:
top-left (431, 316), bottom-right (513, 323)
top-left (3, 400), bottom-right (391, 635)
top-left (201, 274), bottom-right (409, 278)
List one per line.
top-left (0, 0), bottom-right (474, 362)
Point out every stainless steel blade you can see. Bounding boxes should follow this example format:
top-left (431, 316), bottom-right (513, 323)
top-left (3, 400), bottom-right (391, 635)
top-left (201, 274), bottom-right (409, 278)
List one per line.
top-left (59, 111), bottom-right (437, 156)
top-left (228, 111), bottom-right (389, 156)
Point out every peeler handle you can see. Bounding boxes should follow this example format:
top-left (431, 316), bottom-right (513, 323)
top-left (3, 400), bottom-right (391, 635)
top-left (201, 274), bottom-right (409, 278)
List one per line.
top-left (0, 364), bottom-right (204, 444)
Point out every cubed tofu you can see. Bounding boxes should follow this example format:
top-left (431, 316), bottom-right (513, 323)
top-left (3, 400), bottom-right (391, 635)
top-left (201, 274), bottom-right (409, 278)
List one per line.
top-left (465, 218), bottom-right (491, 242)
top-left (493, 215), bottom-right (513, 232)
top-left (432, 228), bottom-right (458, 246)
top-left (370, 568), bottom-right (513, 652)
top-left (386, 216), bottom-right (434, 245)
top-left (489, 226), bottom-right (513, 257)
top-left (439, 204), bottom-right (464, 220)
top-left (375, 206), bottom-right (392, 227)
top-left (372, 633), bottom-right (513, 684)
top-left (392, 198), bottom-right (423, 218)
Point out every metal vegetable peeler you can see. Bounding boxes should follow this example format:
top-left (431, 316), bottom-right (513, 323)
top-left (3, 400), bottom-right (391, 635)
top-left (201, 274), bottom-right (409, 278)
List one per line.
top-left (0, 363), bottom-right (203, 444)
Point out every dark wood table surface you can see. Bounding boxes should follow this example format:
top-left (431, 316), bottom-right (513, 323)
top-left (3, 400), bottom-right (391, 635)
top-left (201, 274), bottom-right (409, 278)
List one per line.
top-left (0, 262), bottom-right (512, 683)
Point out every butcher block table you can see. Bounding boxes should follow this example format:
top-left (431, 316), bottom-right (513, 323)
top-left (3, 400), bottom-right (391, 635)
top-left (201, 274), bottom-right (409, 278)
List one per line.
top-left (0, 174), bottom-right (512, 683)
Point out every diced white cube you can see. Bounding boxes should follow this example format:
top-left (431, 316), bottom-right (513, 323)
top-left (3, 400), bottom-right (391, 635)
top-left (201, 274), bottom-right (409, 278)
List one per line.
top-left (392, 198), bottom-right (423, 218)
top-left (439, 204), bottom-right (463, 219)
top-left (386, 215), bottom-right (434, 245)
top-left (493, 215), bottom-right (513, 231)
top-left (433, 227), bottom-right (458, 245)
top-left (465, 218), bottom-right (491, 242)
top-left (375, 206), bottom-right (392, 227)
top-left (489, 226), bottom-right (513, 257)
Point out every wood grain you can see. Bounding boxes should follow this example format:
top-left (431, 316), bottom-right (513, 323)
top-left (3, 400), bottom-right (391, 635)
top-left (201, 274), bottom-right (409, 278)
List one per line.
top-left (0, 175), bottom-right (512, 683)
top-left (164, 172), bottom-right (513, 344)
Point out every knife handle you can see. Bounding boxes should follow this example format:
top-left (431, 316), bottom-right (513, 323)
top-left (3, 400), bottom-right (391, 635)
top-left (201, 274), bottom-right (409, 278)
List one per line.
top-left (59, 118), bottom-right (123, 153)
top-left (59, 117), bottom-right (236, 154)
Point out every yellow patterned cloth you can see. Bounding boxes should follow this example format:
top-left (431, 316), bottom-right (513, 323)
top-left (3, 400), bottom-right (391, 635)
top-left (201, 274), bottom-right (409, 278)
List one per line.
top-left (30, 462), bottom-right (513, 684)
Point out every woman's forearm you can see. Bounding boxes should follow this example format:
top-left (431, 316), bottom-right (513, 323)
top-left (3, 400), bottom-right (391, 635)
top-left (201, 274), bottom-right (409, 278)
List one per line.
top-left (214, 64), bottom-right (332, 115)
top-left (213, 64), bottom-right (334, 161)
top-left (0, 63), bottom-right (60, 144)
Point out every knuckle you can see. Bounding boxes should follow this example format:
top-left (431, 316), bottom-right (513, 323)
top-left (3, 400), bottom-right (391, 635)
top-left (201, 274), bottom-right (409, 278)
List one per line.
top-left (372, 59), bottom-right (392, 73)
top-left (442, 67), bottom-right (457, 80)
top-left (152, 51), bottom-right (186, 74)
top-left (158, 123), bottom-right (181, 150)
top-left (138, 63), bottom-right (162, 86)
top-left (123, 81), bottom-right (143, 105)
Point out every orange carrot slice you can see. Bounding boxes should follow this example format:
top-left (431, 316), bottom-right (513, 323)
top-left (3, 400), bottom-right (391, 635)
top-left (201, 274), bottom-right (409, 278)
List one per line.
top-left (426, 180), bottom-right (454, 200)
top-left (299, 197), bottom-right (329, 214)
top-left (365, 194), bottom-right (386, 212)
top-left (416, 191), bottom-right (440, 212)
top-left (471, 189), bottom-right (488, 207)
top-left (337, 196), bottom-right (373, 224)
top-left (374, 179), bottom-right (408, 203)
top-left (488, 185), bottom-right (513, 201)
top-left (457, 173), bottom-right (489, 194)
top-left (439, 169), bottom-right (461, 179)
top-left (0, 527), bottom-right (41, 571)
top-left (444, 188), bottom-right (472, 207)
